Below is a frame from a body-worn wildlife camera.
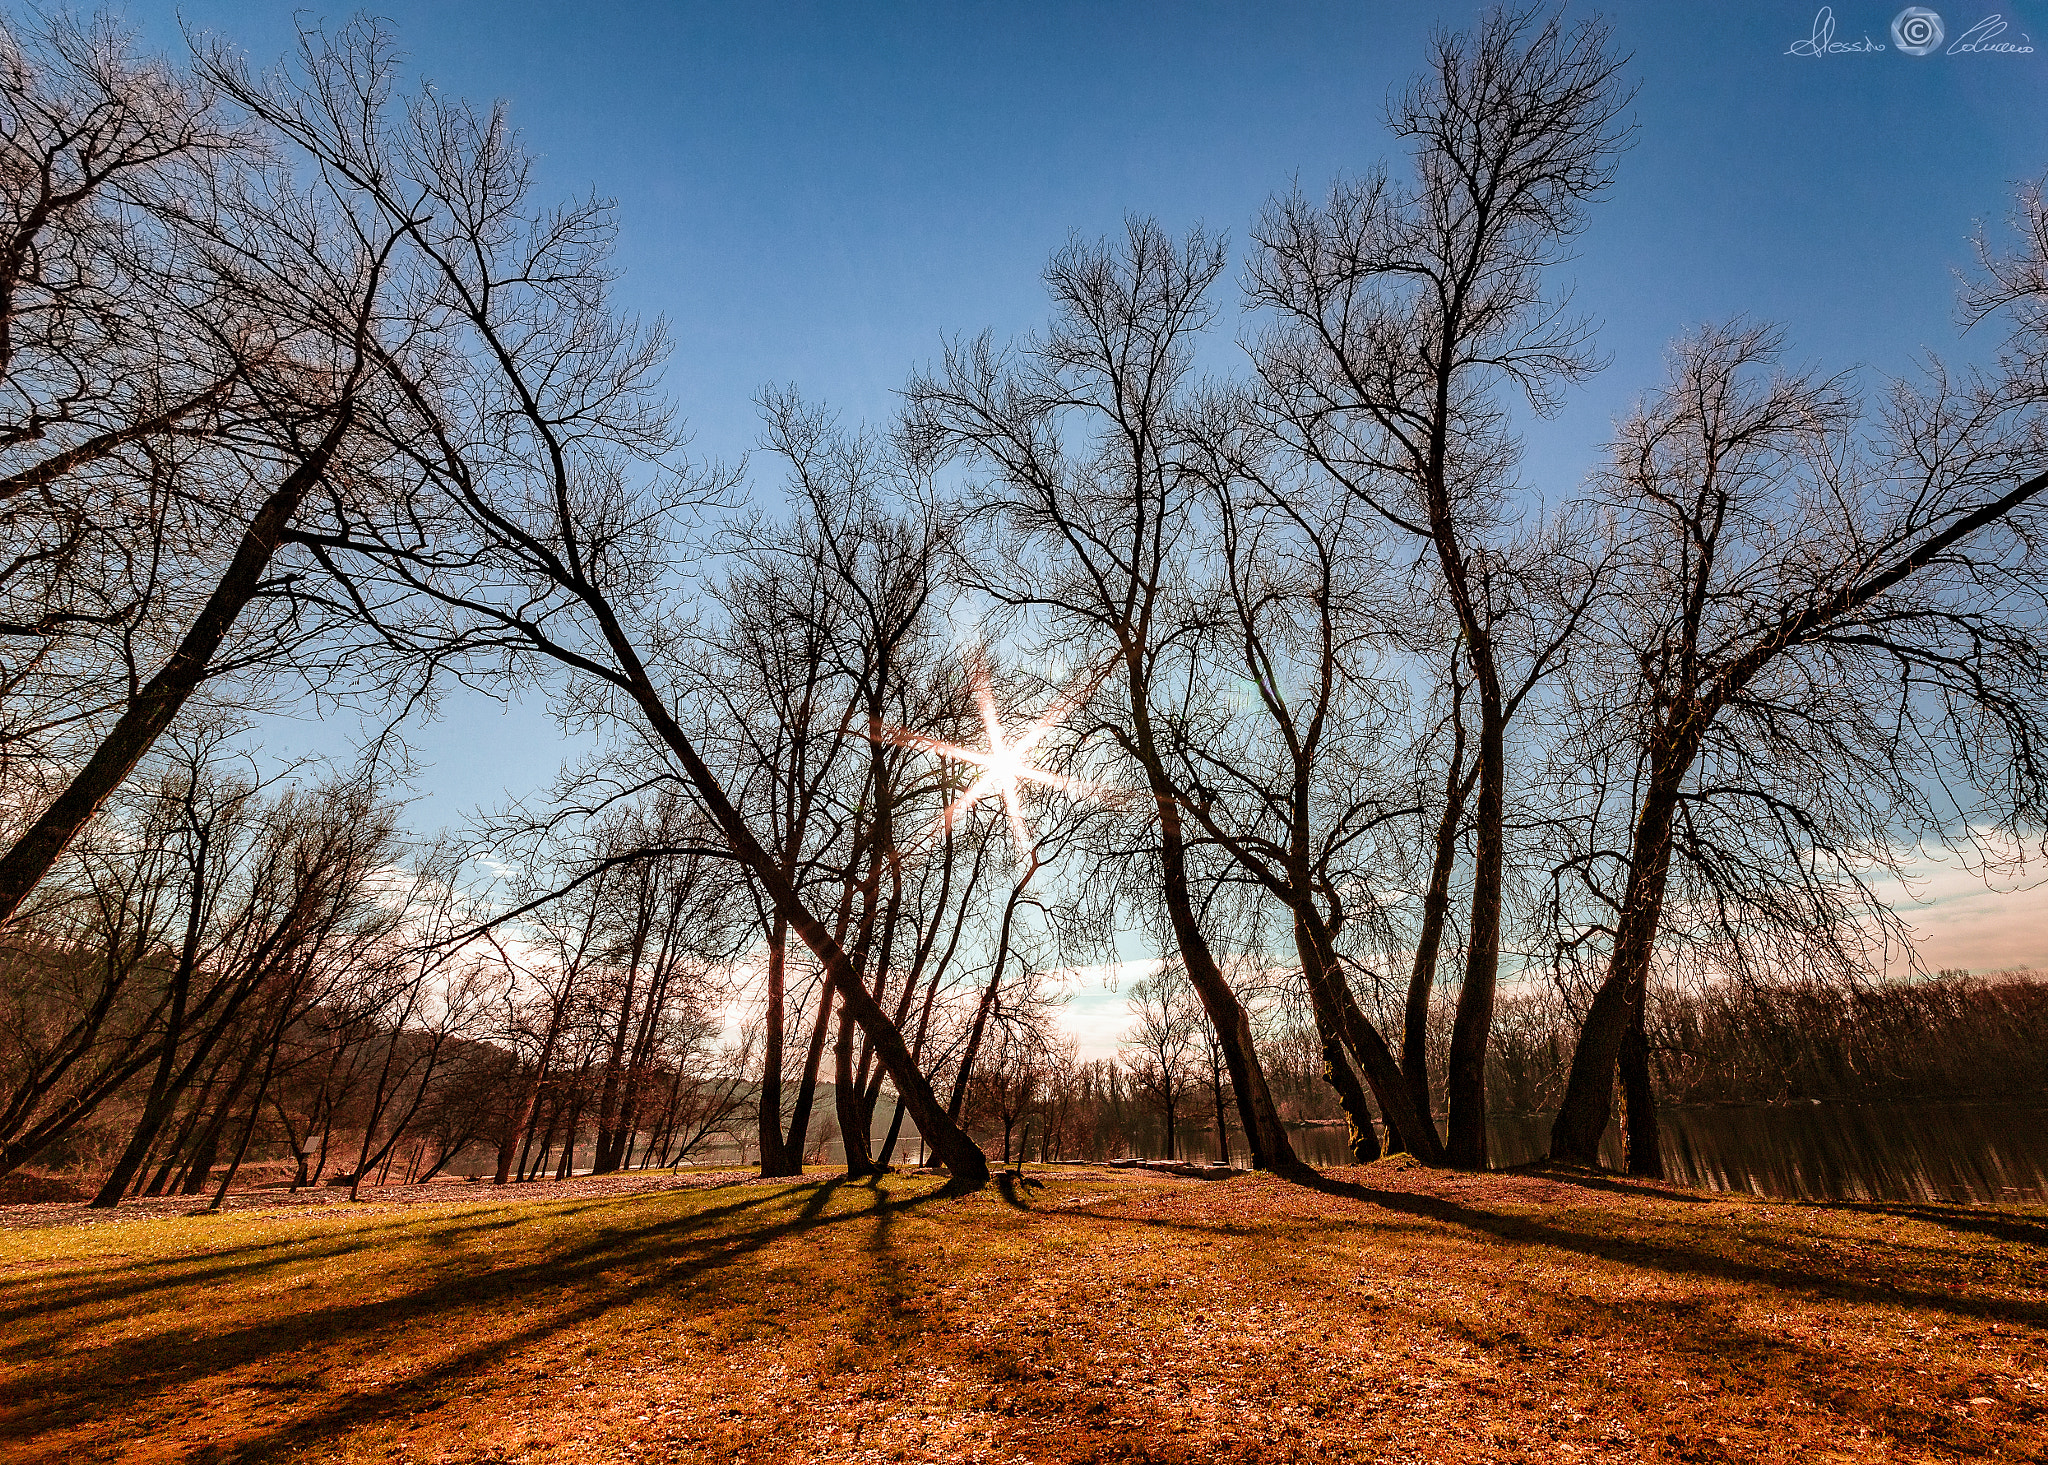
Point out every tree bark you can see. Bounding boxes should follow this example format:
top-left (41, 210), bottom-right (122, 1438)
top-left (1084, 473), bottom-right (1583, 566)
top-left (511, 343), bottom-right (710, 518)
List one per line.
top-left (1155, 801), bottom-right (1304, 1176)
top-left (755, 913), bottom-right (793, 1174)
top-left (0, 422), bottom-right (351, 928)
top-left (1550, 765), bottom-right (1683, 1166)
top-left (1444, 694), bottom-right (1505, 1169)
top-left (1301, 910), bottom-right (1445, 1166)
top-left (1620, 993), bottom-right (1663, 1178)
top-left (1403, 705), bottom-right (1469, 1149)
top-left (832, 1005), bottom-right (878, 1176)
top-left (1289, 912), bottom-right (1380, 1163)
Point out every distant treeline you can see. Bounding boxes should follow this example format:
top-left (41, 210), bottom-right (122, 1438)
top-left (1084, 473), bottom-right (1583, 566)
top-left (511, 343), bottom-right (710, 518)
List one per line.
top-left (1485, 973), bottom-right (2048, 1116)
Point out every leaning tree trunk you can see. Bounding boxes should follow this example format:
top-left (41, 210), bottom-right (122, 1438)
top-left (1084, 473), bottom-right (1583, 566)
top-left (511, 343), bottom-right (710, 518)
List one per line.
top-left (207, 1035), bottom-right (282, 1212)
top-left (1551, 767), bottom-right (1684, 1167)
top-left (1155, 804), bottom-right (1305, 1177)
top-left (1303, 910), bottom-right (1458, 1166)
top-left (92, 849), bottom-right (211, 1208)
top-left (601, 663), bottom-right (990, 1187)
top-left (0, 424), bottom-right (350, 929)
top-left (1620, 989), bottom-right (1664, 1178)
top-left (1290, 915), bottom-right (1381, 1164)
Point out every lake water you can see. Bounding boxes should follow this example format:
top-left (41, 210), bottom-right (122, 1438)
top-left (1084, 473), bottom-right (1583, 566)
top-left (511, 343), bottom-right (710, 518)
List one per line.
top-left (1165, 1101), bottom-right (2048, 1202)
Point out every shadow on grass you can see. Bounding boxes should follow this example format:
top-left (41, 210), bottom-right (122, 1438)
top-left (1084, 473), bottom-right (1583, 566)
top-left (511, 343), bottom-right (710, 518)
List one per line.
top-left (1817, 1199), bottom-right (2048, 1248)
top-left (0, 1186), bottom-right (798, 1331)
top-left (1286, 1170), bottom-right (2048, 1328)
top-left (11, 1165), bottom-right (2038, 1463)
top-left (1497, 1161), bottom-right (1719, 1203)
top-left (838, 1170), bottom-right (2009, 1464)
top-left (2, 1174), bottom-right (954, 1461)
top-left (1035, 1165), bottom-right (2048, 1332)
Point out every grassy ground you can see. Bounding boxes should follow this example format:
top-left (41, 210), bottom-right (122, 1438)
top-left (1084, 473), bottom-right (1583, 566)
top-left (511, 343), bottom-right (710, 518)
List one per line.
top-left (1, 1163), bottom-right (2043, 1464)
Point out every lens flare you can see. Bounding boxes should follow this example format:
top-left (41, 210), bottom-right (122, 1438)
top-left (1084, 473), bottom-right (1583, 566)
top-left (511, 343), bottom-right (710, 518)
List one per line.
top-left (870, 655), bottom-right (1111, 858)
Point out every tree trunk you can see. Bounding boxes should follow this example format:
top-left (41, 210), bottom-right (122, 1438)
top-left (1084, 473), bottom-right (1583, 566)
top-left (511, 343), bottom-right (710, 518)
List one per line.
top-left (206, 1050), bottom-right (274, 1212)
top-left (1551, 769), bottom-right (1683, 1166)
top-left (179, 1023), bottom-right (276, 1196)
top-left (0, 426), bottom-right (350, 928)
top-left (875, 1093), bottom-right (910, 1170)
top-left (178, 1111), bottom-right (227, 1196)
top-left (1444, 694), bottom-right (1505, 1170)
top-left (554, 1069), bottom-right (589, 1180)
top-left (756, 913), bottom-right (792, 1173)
top-left (1210, 1049), bottom-right (1231, 1167)
top-left (91, 842), bottom-right (211, 1208)
top-left (592, 911), bottom-right (650, 1174)
top-left (766, 962), bottom-right (835, 1178)
top-left (606, 969), bottom-right (670, 1173)
top-left (945, 968), bottom-right (1004, 1122)
top-left (1155, 803), bottom-right (1304, 1176)
top-left (492, 1075), bottom-right (536, 1186)
top-left (1403, 715), bottom-right (1468, 1149)
top-left (496, 996), bottom-right (570, 1185)
top-left (833, 1007), bottom-right (878, 1177)
top-left (1621, 990), bottom-right (1664, 1179)
top-left (518, 1090), bottom-right (555, 1182)
top-left (1304, 912), bottom-right (1444, 1166)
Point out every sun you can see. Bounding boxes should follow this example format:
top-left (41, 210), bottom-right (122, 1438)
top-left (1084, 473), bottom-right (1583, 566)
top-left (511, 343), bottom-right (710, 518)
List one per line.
top-left (871, 655), bottom-right (1109, 857)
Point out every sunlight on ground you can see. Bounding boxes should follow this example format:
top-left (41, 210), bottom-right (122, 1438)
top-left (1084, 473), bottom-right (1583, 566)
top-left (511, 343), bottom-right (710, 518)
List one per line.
top-left (2, 1166), bottom-right (2042, 1463)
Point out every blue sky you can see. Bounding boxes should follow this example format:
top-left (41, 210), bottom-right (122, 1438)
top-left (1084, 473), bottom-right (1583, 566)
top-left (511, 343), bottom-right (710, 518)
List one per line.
top-left (125, 1), bottom-right (2048, 986)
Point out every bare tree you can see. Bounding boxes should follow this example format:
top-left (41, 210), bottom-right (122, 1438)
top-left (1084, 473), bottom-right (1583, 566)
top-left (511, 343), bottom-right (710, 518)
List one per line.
top-left (909, 218), bottom-right (1307, 1176)
top-left (1120, 966), bottom-right (1202, 1161)
top-left (1167, 403), bottom-right (1433, 1161)
top-left (1245, 6), bottom-right (1631, 1166)
top-left (0, 13), bottom-right (245, 813)
top-left (200, 21), bottom-right (991, 1186)
top-left (0, 13), bottom-right (411, 928)
top-left (965, 1012), bottom-right (1054, 1169)
top-left (1546, 310), bottom-right (2048, 1168)
top-left (75, 750), bottom-right (403, 1204)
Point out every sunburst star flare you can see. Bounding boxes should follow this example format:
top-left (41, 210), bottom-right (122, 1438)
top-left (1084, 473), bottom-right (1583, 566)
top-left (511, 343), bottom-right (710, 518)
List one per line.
top-left (870, 657), bottom-right (1112, 857)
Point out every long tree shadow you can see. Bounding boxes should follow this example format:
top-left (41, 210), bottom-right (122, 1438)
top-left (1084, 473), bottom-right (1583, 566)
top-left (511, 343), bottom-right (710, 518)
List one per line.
top-left (958, 1167), bottom-right (2044, 1331)
top-left (5, 1174), bottom-right (952, 1458)
top-left (819, 1176), bottom-right (2003, 1465)
top-left (1039, 1169), bottom-right (2048, 1330)
top-left (1288, 1171), bottom-right (2048, 1328)
top-left (0, 1183), bottom-right (812, 1335)
top-left (1496, 1162), bottom-right (1719, 1203)
top-left (0, 1185), bottom-right (761, 1293)
top-left (1817, 1199), bottom-right (2048, 1248)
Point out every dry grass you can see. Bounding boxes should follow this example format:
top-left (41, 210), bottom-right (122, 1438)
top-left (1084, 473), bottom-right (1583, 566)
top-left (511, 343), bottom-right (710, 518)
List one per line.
top-left (1, 1162), bottom-right (2042, 1463)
